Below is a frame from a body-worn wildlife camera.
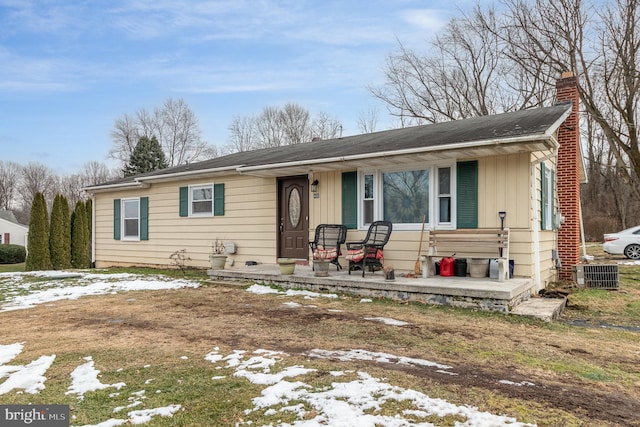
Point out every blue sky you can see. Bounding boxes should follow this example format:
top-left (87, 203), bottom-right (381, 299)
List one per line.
top-left (1, 0), bottom-right (475, 174)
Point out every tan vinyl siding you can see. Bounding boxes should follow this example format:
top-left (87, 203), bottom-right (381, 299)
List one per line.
top-left (477, 153), bottom-right (531, 229)
top-left (94, 175), bottom-right (277, 268)
top-left (309, 171), bottom-right (342, 226)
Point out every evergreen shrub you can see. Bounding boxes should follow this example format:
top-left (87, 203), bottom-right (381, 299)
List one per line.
top-left (0, 244), bottom-right (26, 264)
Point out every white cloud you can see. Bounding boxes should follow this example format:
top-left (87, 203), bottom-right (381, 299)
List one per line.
top-left (398, 8), bottom-right (449, 31)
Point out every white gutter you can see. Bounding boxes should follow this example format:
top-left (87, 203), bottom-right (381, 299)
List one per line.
top-left (83, 181), bottom-right (149, 193)
top-left (137, 165), bottom-right (241, 183)
top-left (82, 165), bottom-right (243, 193)
top-left (237, 134), bottom-right (557, 173)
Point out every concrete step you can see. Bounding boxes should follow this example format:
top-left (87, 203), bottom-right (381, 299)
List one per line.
top-left (510, 297), bottom-right (567, 322)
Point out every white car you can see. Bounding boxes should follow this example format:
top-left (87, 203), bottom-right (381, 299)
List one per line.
top-left (603, 225), bottom-right (640, 260)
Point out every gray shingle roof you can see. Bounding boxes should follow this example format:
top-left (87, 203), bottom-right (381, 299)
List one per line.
top-left (88, 102), bottom-right (571, 188)
top-left (0, 210), bottom-right (20, 225)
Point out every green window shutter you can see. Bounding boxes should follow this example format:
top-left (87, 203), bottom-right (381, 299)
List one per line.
top-left (179, 186), bottom-right (189, 217)
top-left (140, 197), bottom-right (149, 241)
top-left (342, 171), bottom-right (357, 229)
top-left (540, 163), bottom-right (548, 230)
top-left (551, 169), bottom-right (555, 230)
top-left (456, 161), bottom-right (478, 228)
top-left (214, 183), bottom-right (225, 216)
top-left (113, 199), bottom-right (121, 240)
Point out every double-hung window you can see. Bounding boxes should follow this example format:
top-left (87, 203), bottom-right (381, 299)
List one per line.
top-left (437, 167), bottom-right (452, 225)
top-left (122, 199), bottom-right (140, 239)
top-left (191, 184), bottom-right (213, 216)
top-left (114, 197), bottom-right (148, 241)
top-left (359, 163), bottom-right (455, 230)
top-left (541, 163), bottom-right (554, 230)
top-left (362, 173), bottom-right (375, 225)
top-left (179, 183), bottom-right (225, 218)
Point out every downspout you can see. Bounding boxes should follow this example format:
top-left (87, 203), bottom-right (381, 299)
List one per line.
top-left (580, 202), bottom-right (590, 260)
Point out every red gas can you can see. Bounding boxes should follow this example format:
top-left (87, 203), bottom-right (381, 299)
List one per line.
top-left (440, 257), bottom-right (454, 276)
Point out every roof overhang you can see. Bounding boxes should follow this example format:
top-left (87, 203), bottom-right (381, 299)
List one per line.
top-left (236, 135), bottom-right (559, 178)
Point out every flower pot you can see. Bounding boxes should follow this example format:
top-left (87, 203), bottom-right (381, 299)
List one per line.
top-left (277, 258), bottom-right (296, 275)
top-left (314, 260), bottom-right (330, 277)
top-left (209, 254), bottom-right (227, 270)
top-left (468, 258), bottom-right (489, 278)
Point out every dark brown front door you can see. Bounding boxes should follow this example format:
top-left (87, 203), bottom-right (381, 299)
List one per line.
top-left (277, 176), bottom-right (309, 259)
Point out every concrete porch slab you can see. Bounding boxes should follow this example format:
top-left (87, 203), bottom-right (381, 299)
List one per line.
top-left (208, 263), bottom-right (536, 314)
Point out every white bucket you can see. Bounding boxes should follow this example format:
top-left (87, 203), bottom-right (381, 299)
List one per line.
top-left (468, 258), bottom-right (489, 278)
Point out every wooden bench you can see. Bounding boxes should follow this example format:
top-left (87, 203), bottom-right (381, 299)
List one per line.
top-left (420, 228), bottom-right (510, 281)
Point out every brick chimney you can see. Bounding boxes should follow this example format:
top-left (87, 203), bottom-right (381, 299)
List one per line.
top-left (555, 72), bottom-right (581, 281)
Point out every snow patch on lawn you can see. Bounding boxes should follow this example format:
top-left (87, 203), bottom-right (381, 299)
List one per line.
top-left (0, 350), bottom-right (56, 395)
top-left (364, 316), bottom-right (411, 326)
top-left (0, 271), bottom-right (200, 312)
top-left (66, 356), bottom-right (126, 400)
top-left (246, 284), bottom-right (338, 299)
top-left (204, 347), bottom-right (535, 427)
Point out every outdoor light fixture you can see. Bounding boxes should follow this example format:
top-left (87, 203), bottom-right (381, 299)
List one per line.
top-left (311, 179), bottom-right (319, 193)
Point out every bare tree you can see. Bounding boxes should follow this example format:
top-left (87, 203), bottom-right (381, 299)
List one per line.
top-left (255, 106), bottom-right (286, 148)
top-left (79, 161), bottom-right (119, 186)
top-left (0, 161), bottom-right (23, 210)
top-left (279, 102), bottom-right (311, 145)
top-left (229, 103), bottom-right (344, 152)
top-left (227, 115), bottom-right (258, 153)
top-left (58, 174), bottom-right (85, 208)
top-left (357, 108), bottom-right (380, 134)
top-left (501, 0), bottom-right (640, 197)
top-left (311, 111), bottom-right (343, 140)
top-left (110, 98), bottom-right (215, 168)
top-left (370, 9), bottom-right (553, 125)
top-left (155, 98), bottom-right (209, 166)
top-left (19, 162), bottom-right (58, 216)
top-left (110, 113), bottom-right (140, 165)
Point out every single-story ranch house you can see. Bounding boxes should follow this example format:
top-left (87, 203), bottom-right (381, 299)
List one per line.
top-left (85, 73), bottom-right (585, 292)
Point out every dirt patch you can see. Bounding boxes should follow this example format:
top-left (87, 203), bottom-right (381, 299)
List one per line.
top-left (1, 282), bottom-right (639, 426)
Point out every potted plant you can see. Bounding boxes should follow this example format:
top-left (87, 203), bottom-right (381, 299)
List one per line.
top-left (209, 239), bottom-right (227, 270)
top-left (313, 250), bottom-right (333, 277)
top-left (277, 258), bottom-right (297, 275)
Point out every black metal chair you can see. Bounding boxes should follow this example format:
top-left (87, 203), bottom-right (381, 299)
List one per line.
top-left (309, 224), bottom-right (348, 270)
top-left (346, 221), bottom-right (393, 277)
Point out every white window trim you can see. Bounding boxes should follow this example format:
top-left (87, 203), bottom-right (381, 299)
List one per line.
top-left (357, 162), bottom-right (457, 231)
top-left (189, 184), bottom-right (214, 217)
top-left (121, 198), bottom-right (140, 241)
top-left (359, 171), bottom-right (378, 228)
top-left (542, 166), bottom-right (553, 231)
top-left (436, 165), bottom-right (456, 229)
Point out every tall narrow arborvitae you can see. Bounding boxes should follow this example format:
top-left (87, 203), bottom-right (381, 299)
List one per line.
top-left (70, 200), bottom-right (90, 269)
top-left (25, 192), bottom-right (51, 271)
top-left (85, 198), bottom-right (93, 264)
top-left (49, 194), bottom-right (72, 270)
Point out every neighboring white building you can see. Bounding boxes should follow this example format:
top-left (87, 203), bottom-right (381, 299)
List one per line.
top-left (0, 210), bottom-right (28, 248)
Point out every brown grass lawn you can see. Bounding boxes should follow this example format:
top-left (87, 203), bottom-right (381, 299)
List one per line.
top-left (1, 269), bottom-right (639, 426)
